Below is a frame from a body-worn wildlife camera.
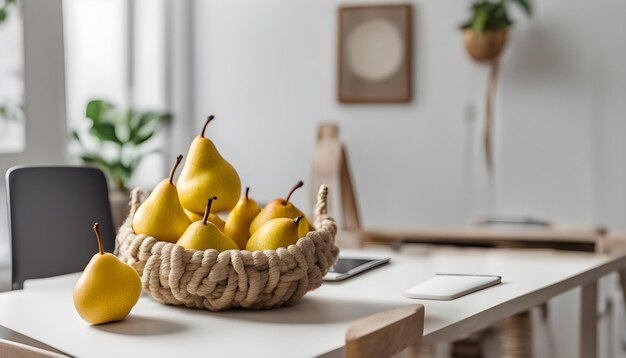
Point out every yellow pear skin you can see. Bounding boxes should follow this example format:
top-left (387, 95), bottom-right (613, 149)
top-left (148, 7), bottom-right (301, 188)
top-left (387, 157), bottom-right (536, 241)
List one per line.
top-left (177, 115), bottom-right (241, 213)
top-left (133, 155), bottom-right (191, 243)
top-left (246, 217), bottom-right (303, 251)
top-left (224, 187), bottom-right (261, 249)
top-left (249, 181), bottom-right (314, 238)
top-left (184, 209), bottom-right (225, 231)
top-left (74, 223), bottom-right (141, 325)
top-left (177, 197), bottom-right (238, 252)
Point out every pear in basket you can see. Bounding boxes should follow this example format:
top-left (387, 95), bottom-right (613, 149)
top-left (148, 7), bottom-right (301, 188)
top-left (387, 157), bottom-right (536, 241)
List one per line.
top-left (177, 115), bottom-right (241, 214)
top-left (74, 223), bottom-right (141, 324)
top-left (184, 208), bottom-right (225, 231)
top-left (249, 181), bottom-right (313, 238)
top-left (177, 197), bottom-right (239, 252)
top-left (224, 187), bottom-right (261, 249)
top-left (132, 155), bottom-right (191, 243)
top-left (246, 216), bottom-right (303, 251)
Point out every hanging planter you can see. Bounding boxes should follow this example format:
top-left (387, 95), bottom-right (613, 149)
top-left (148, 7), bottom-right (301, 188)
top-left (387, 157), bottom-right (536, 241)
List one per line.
top-left (460, 0), bottom-right (532, 173)
top-left (463, 29), bottom-right (508, 62)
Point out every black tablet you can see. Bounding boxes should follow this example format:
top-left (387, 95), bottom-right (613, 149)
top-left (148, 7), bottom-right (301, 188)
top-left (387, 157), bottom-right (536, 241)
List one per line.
top-left (324, 257), bottom-right (390, 281)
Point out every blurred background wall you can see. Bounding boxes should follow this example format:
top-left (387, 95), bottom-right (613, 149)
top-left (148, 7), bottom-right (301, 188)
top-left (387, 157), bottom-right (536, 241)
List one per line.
top-left (193, 0), bottom-right (626, 231)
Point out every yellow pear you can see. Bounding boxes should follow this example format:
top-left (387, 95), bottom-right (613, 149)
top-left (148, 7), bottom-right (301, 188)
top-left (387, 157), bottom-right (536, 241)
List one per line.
top-left (249, 181), bottom-right (313, 238)
top-left (177, 197), bottom-right (239, 252)
top-left (74, 223), bottom-right (142, 325)
top-left (132, 155), bottom-right (191, 243)
top-left (224, 187), bottom-right (261, 249)
top-left (184, 209), bottom-right (225, 231)
top-left (177, 115), bottom-right (241, 213)
top-left (246, 216), bottom-right (303, 251)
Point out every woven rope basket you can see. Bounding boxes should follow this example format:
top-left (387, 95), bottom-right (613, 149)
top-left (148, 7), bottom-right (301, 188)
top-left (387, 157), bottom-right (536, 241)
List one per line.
top-left (115, 185), bottom-right (339, 311)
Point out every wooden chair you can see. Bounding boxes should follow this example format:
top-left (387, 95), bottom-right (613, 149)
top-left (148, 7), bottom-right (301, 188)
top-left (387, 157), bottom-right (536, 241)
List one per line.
top-left (345, 305), bottom-right (424, 358)
top-left (0, 339), bottom-right (68, 358)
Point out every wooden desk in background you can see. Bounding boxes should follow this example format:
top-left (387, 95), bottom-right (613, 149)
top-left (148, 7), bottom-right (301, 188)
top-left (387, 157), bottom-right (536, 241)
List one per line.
top-left (356, 227), bottom-right (607, 252)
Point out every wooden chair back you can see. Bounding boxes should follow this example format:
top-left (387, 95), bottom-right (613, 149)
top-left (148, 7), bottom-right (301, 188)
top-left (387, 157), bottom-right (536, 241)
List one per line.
top-left (345, 304), bottom-right (425, 358)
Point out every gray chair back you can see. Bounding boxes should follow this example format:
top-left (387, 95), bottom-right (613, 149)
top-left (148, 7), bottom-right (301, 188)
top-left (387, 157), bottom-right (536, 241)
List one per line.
top-left (6, 166), bottom-right (115, 290)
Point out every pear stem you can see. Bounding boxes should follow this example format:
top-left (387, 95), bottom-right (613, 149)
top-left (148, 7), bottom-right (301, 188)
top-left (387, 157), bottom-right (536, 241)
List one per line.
top-left (169, 155), bottom-right (183, 185)
top-left (93, 223), bottom-right (105, 255)
top-left (294, 216), bottom-right (303, 225)
top-left (284, 180), bottom-right (304, 205)
top-left (203, 196), bottom-right (218, 225)
top-left (200, 115), bottom-right (215, 138)
top-left (245, 187), bottom-right (250, 201)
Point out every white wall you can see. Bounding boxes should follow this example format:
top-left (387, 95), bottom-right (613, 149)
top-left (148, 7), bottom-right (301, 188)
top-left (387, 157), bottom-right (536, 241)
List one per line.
top-left (193, 0), bottom-right (626, 230)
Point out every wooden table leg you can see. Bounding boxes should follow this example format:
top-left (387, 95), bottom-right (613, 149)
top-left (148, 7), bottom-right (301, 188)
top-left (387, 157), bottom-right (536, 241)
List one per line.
top-left (580, 282), bottom-right (598, 358)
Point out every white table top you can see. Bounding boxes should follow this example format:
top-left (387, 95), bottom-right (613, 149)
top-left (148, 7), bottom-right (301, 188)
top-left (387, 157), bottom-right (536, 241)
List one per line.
top-left (0, 248), bottom-right (624, 358)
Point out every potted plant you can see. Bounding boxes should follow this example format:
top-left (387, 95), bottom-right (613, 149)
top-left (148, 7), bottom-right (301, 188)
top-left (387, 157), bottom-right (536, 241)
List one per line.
top-left (461, 0), bottom-right (532, 62)
top-left (71, 99), bottom-right (171, 227)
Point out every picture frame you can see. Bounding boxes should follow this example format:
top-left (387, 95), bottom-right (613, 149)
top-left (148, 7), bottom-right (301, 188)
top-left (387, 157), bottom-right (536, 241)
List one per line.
top-left (337, 4), bottom-right (413, 103)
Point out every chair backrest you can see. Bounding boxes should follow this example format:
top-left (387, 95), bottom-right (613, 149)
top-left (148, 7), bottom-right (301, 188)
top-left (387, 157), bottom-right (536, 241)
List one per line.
top-left (345, 304), bottom-right (425, 358)
top-left (6, 166), bottom-right (115, 290)
top-left (0, 338), bottom-right (68, 358)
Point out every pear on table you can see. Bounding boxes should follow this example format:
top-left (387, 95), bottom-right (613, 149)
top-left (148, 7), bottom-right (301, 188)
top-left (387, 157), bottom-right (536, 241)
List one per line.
top-left (73, 223), bottom-right (141, 325)
top-left (177, 115), bottom-right (241, 214)
top-left (224, 187), bottom-right (261, 249)
top-left (184, 208), bottom-right (225, 231)
top-left (246, 216), bottom-right (303, 251)
top-left (177, 197), bottom-right (238, 252)
top-left (132, 155), bottom-right (191, 243)
top-left (249, 181), bottom-right (313, 238)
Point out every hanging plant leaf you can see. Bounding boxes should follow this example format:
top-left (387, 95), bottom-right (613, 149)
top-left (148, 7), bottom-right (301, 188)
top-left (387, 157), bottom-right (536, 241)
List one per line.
top-left (461, 0), bottom-right (531, 32)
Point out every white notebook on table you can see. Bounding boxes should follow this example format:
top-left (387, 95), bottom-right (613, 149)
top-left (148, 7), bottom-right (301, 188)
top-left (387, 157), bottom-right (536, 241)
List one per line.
top-left (403, 274), bottom-right (501, 300)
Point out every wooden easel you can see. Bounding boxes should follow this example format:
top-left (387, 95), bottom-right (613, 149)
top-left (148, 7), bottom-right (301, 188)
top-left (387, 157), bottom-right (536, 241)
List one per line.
top-left (309, 123), bottom-right (361, 231)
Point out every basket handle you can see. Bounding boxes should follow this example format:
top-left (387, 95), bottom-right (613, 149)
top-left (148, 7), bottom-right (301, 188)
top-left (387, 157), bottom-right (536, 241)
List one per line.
top-left (129, 188), bottom-right (143, 220)
top-left (314, 184), bottom-right (329, 219)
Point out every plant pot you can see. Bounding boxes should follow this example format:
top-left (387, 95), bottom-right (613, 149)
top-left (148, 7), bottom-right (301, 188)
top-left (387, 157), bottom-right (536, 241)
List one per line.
top-left (109, 189), bottom-right (130, 230)
top-left (463, 29), bottom-right (508, 62)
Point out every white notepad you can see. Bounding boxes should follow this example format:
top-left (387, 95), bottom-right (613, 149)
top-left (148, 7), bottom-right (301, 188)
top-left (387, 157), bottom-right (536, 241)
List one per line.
top-left (403, 274), bottom-right (501, 300)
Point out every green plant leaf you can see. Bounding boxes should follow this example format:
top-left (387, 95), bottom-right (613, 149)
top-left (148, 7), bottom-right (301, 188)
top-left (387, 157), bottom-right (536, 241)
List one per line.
top-left (89, 123), bottom-right (121, 144)
top-left (461, 0), bottom-right (528, 31)
top-left (70, 130), bottom-right (81, 142)
top-left (134, 131), bottom-right (155, 145)
top-left (129, 112), bottom-right (156, 142)
top-left (472, 6), bottom-right (489, 33)
top-left (85, 100), bottom-right (114, 125)
top-left (129, 111), bottom-right (171, 145)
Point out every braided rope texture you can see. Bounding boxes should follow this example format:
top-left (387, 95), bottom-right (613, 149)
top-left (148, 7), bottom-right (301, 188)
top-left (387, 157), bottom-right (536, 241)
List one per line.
top-left (115, 185), bottom-right (339, 311)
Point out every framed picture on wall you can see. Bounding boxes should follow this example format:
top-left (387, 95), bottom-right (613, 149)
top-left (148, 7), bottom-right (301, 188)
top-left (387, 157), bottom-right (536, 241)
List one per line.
top-left (337, 4), bottom-right (412, 103)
